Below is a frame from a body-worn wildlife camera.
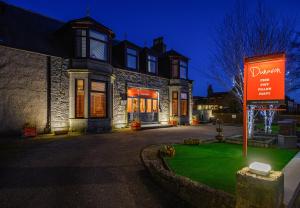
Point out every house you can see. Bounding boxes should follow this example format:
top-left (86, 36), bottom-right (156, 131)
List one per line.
top-left (193, 85), bottom-right (241, 122)
top-left (0, 2), bottom-right (193, 135)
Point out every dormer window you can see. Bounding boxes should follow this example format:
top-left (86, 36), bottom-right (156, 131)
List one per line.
top-left (126, 48), bottom-right (138, 70)
top-left (147, 55), bottom-right (157, 74)
top-left (75, 29), bottom-right (108, 61)
top-left (75, 29), bottom-right (87, 58)
top-left (180, 61), bottom-right (188, 79)
top-left (89, 30), bottom-right (108, 61)
top-left (171, 59), bottom-right (179, 78)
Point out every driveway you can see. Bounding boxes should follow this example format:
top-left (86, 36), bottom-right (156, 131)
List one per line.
top-left (0, 125), bottom-right (241, 208)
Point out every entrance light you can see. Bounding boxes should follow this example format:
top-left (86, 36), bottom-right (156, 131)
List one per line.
top-left (249, 162), bottom-right (271, 176)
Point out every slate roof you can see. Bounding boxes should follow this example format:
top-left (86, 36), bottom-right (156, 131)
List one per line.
top-left (0, 1), bottom-right (67, 56)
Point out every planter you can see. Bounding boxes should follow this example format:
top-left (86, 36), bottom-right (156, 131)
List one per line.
top-left (192, 120), bottom-right (199, 126)
top-left (215, 134), bottom-right (224, 142)
top-left (23, 127), bottom-right (37, 137)
top-left (169, 120), bottom-right (178, 126)
top-left (131, 122), bottom-right (141, 130)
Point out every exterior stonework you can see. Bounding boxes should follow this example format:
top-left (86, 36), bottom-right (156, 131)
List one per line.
top-left (49, 57), bottom-right (69, 132)
top-left (0, 46), bottom-right (48, 134)
top-left (0, 4), bottom-right (194, 135)
top-left (113, 68), bottom-right (170, 128)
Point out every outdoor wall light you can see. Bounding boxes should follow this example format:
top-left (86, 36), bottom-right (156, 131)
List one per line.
top-left (249, 162), bottom-right (271, 176)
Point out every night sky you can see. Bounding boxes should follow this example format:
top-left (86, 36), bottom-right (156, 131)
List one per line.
top-left (5, 0), bottom-right (300, 101)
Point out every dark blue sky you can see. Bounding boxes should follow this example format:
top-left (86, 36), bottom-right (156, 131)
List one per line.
top-left (6, 0), bottom-right (300, 101)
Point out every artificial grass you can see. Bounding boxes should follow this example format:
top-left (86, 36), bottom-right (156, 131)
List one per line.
top-left (164, 143), bottom-right (298, 194)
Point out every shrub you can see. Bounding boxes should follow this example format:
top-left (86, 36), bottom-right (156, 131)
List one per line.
top-left (159, 145), bottom-right (176, 157)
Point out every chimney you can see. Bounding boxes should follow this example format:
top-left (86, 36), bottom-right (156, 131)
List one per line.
top-left (152, 37), bottom-right (166, 54)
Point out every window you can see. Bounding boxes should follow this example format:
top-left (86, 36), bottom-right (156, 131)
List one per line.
top-left (172, 91), bottom-right (178, 116)
top-left (148, 55), bottom-right (157, 74)
top-left (126, 48), bottom-right (138, 70)
top-left (89, 30), bottom-right (108, 61)
top-left (90, 81), bottom-right (106, 118)
top-left (140, 98), bottom-right (145, 113)
top-left (75, 79), bottom-right (85, 118)
top-left (146, 99), bottom-right (152, 113)
top-left (75, 30), bottom-right (87, 58)
top-left (181, 92), bottom-right (188, 116)
top-left (172, 59), bottom-right (179, 78)
top-left (153, 99), bottom-right (158, 112)
top-left (180, 61), bottom-right (188, 79)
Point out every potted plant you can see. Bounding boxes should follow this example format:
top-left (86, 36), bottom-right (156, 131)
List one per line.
top-left (169, 116), bottom-right (178, 126)
top-left (131, 118), bottom-right (141, 130)
top-left (23, 123), bottom-right (37, 137)
top-left (192, 115), bottom-right (200, 126)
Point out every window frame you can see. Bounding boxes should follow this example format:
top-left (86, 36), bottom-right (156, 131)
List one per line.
top-left (172, 91), bottom-right (178, 116)
top-left (126, 47), bottom-right (139, 70)
top-left (75, 79), bottom-right (85, 118)
top-left (147, 55), bottom-right (158, 74)
top-left (180, 92), bottom-right (188, 116)
top-left (180, 60), bottom-right (188, 79)
top-left (89, 80), bottom-right (108, 119)
top-left (88, 30), bottom-right (109, 62)
top-left (171, 59), bottom-right (179, 79)
top-left (75, 29), bottom-right (87, 58)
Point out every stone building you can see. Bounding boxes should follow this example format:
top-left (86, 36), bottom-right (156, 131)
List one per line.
top-left (0, 2), bottom-right (193, 135)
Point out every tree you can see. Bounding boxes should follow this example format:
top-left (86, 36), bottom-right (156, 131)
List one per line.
top-left (211, 1), bottom-right (295, 136)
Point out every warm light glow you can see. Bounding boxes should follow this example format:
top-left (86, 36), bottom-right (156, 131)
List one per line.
top-left (249, 162), bottom-right (271, 176)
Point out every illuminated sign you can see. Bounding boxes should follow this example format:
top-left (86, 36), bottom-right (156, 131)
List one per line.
top-left (127, 88), bottom-right (158, 99)
top-left (244, 53), bottom-right (285, 105)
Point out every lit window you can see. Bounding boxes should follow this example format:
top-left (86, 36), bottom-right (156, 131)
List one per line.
top-left (172, 91), bottom-right (178, 116)
top-left (126, 48), bottom-right (138, 70)
top-left (148, 55), bottom-right (157, 74)
top-left (181, 92), bottom-right (188, 116)
top-left (153, 99), bottom-right (158, 112)
top-left (90, 81), bottom-right (106, 118)
top-left (127, 98), bottom-right (133, 113)
top-left (180, 61), bottom-right (188, 79)
top-left (140, 98), bottom-right (145, 113)
top-left (146, 99), bottom-right (152, 113)
top-left (75, 79), bottom-right (85, 118)
top-left (172, 59), bottom-right (179, 78)
top-left (89, 30), bottom-right (108, 61)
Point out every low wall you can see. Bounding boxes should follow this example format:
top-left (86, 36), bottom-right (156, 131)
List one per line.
top-left (141, 145), bottom-right (236, 208)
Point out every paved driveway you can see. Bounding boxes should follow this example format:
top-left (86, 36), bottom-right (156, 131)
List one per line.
top-left (0, 125), bottom-right (241, 208)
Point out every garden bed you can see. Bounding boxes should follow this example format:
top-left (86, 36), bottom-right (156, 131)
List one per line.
top-left (164, 143), bottom-right (298, 194)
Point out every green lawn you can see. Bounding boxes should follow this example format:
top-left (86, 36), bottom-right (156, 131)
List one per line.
top-left (164, 143), bottom-right (298, 194)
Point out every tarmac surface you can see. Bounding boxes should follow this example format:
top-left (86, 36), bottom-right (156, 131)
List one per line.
top-left (0, 125), bottom-right (242, 208)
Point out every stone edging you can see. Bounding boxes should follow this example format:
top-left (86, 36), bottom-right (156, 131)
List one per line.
top-left (140, 144), bottom-right (236, 208)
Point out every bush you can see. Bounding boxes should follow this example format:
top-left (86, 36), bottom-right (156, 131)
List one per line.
top-left (184, 138), bottom-right (200, 145)
top-left (159, 145), bottom-right (176, 157)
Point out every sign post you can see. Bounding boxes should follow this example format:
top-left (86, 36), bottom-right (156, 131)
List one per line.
top-left (243, 53), bottom-right (286, 157)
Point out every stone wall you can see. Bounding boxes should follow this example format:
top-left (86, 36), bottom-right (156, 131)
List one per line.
top-left (49, 57), bottom-right (69, 132)
top-left (141, 144), bottom-right (236, 208)
top-left (0, 46), bottom-right (70, 135)
top-left (0, 46), bottom-right (48, 135)
top-left (113, 68), bottom-right (170, 128)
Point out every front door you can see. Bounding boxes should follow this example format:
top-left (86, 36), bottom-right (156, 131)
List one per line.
top-left (127, 88), bottom-right (159, 123)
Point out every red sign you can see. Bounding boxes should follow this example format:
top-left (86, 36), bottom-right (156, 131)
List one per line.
top-left (127, 88), bottom-right (158, 99)
top-left (244, 53), bottom-right (285, 105)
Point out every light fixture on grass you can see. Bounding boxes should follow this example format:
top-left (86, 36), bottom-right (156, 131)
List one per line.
top-left (249, 162), bottom-right (271, 176)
